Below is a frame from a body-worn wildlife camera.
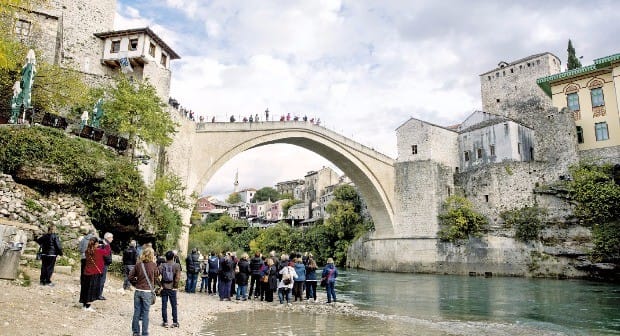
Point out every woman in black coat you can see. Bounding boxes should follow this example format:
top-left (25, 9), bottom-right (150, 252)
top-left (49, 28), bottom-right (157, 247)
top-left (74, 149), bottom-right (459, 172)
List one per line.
top-left (36, 224), bottom-right (63, 286)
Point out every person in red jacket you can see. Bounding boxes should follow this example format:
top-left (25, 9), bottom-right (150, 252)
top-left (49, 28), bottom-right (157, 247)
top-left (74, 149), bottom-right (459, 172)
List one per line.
top-left (79, 237), bottom-right (110, 312)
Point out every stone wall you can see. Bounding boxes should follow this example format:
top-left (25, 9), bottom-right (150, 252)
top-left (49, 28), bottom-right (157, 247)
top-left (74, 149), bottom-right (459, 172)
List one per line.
top-left (579, 145), bottom-right (620, 165)
top-left (393, 160), bottom-right (453, 237)
top-left (0, 174), bottom-right (95, 249)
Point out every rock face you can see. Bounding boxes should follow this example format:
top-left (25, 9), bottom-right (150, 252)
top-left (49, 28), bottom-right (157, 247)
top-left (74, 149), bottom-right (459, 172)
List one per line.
top-left (0, 174), bottom-right (95, 249)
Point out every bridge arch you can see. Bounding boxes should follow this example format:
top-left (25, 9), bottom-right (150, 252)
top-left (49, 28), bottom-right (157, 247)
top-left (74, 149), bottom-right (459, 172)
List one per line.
top-left (187, 122), bottom-right (396, 236)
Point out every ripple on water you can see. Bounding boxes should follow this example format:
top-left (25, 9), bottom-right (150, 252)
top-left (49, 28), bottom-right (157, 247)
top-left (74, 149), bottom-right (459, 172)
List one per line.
top-left (202, 308), bottom-right (572, 336)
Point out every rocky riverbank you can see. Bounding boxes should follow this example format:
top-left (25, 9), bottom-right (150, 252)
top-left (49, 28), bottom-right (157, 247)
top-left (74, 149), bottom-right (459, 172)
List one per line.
top-left (0, 265), bottom-right (356, 336)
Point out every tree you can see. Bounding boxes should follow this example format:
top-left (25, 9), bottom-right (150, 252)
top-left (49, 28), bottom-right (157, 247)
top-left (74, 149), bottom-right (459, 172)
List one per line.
top-left (567, 39), bottom-right (582, 70)
top-left (226, 192), bottom-right (242, 204)
top-left (101, 75), bottom-right (177, 152)
top-left (251, 186), bottom-right (280, 202)
top-left (151, 172), bottom-right (191, 210)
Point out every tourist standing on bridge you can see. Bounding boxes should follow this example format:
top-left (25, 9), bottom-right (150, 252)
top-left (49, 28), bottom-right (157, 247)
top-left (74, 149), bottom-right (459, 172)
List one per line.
top-left (255, 113), bottom-right (259, 122)
top-left (36, 224), bottom-right (63, 286)
top-left (286, 113), bottom-right (291, 121)
top-left (265, 108), bottom-right (269, 121)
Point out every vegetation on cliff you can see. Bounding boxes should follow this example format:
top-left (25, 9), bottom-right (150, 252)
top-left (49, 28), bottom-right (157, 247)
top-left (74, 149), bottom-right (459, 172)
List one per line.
top-left (500, 205), bottom-right (547, 242)
top-left (0, 126), bottom-right (184, 251)
top-left (437, 195), bottom-right (487, 243)
top-left (568, 163), bottom-right (620, 262)
top-left (189, 184), bottom-right (373, 266)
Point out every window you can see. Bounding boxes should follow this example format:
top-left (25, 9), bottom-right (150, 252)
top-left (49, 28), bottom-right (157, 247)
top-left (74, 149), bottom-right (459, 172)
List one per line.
top-left (484, 195), bottom-right (489, 202)
top-left (591, 88), bottom-right (604, 107)
top-left (14, 19), bottom-right (31, 37)
top-left (477, 148), bottom-right (483, 159)
top-left (567, 93), bottom-right (580, 111)
top-left (464, 151), bottom-right (470, 161)
top-left (110, 40), bottom-right (120, 53)
top-left (576, 126), bottom-right (584, 144)
top-left (411, 145), bottom-right (418, 155)
top-left (490, 145), bottom-right (495, 156)
top-left (161, 53), bottom-right (167, 66)
top-left (149, 43), bottom-right (156, 57)
top-left (518, 142), bottom-right (522, 154)
top-left (595, 122), bottom-right (609, 141)
top-left (129, 39), bottom-right (138, 51)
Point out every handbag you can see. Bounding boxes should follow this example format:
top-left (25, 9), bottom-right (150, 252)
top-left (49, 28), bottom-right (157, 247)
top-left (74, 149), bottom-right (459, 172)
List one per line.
top-left (320, 278), bottom-right (327, 287)
top-left (140, 262), bottom-right (157, 305)
top-left (261, 274), bottom-right (269, 283)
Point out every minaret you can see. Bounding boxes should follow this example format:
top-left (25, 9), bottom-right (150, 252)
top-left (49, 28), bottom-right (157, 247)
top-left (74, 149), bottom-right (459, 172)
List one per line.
top-left (234, 169), bottom-right (239, 193)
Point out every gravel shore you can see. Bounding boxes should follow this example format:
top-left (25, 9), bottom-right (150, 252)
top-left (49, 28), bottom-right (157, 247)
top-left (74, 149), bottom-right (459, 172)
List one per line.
top-left (0, 266), bottom-right (356, 336)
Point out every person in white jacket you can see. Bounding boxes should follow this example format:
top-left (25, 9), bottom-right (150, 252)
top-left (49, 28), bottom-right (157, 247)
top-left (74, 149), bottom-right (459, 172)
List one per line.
top-left (277, 261), bottom-right (297, 305)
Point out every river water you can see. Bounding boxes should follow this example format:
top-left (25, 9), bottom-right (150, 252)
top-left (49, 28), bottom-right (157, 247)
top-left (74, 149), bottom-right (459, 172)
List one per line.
top-left (203, 269), bottom-right (620, 335)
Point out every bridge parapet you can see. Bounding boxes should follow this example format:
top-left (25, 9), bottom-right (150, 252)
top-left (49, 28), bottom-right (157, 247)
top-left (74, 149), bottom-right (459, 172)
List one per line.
top-left (195, 121), bottom-right (394, 164)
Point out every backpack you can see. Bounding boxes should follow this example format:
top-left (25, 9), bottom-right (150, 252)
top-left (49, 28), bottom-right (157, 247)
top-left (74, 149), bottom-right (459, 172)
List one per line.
top-left (208, 256), bottom-right (219, 273)
top-left (161, 263), bottom-right (175, 283)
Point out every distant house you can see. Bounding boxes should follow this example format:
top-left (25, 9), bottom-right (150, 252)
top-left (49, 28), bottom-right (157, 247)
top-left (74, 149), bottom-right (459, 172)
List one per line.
top-left (195, 196), bottom-right (229, 221)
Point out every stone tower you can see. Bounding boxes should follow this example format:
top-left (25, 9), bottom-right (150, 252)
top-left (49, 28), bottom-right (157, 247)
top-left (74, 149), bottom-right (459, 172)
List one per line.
top-left (480, 53), bottom-right (562, 118)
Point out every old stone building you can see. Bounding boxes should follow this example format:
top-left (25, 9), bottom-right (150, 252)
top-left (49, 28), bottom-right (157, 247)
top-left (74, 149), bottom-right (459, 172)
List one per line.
top-left (480, 52), bottom-right (561, 118)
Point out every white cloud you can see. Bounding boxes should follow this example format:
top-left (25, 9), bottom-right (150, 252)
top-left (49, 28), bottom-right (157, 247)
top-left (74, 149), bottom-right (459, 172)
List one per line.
top-left (117, 0), bottom-right (620, 198)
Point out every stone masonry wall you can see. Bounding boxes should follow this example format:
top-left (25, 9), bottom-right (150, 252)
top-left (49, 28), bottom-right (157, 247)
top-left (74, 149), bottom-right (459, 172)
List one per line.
top-left (394, 160), bottom-right (453, 237)
top-left (0, 174), bottom-right (95, 249)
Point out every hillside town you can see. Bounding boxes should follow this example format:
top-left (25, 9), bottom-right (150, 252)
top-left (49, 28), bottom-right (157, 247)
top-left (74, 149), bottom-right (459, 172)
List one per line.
top-left (195, 166), bottom-right (370, 227)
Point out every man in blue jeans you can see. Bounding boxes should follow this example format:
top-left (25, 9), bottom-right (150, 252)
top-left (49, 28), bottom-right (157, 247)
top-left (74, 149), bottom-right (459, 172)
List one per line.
top-left (159, 251), bottom-right (181, 328)
top-left (185, 248), bottom-right (200, 293)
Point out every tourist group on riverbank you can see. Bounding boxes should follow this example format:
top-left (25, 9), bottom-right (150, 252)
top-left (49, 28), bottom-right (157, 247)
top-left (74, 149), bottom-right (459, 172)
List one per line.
top-left (37, 228), bottom-right (338, 336)
top-left (183, 249), bottom-right (338, 305)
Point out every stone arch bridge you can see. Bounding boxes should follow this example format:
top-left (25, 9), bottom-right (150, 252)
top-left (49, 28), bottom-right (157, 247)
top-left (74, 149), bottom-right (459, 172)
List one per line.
top-left (182, 121), bottom-right (396, 237)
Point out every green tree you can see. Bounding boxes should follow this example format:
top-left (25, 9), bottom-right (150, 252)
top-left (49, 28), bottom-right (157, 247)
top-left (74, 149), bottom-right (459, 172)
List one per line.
top-left (206, 214), bottom-right (248, 235)
top-left (567, 39), bottom-right (582, 70)
top-left (101, 75), bottom-right (177, 152)
top-left (226, 192), bottom-right (242, 204)
top-left (151, 172), bottom-right (191, 210)
top-left (438, 195), bottom-right (487, 242)
top-left (568, 163), bottom-right (620, 225)
top-left (251, 186), bottom-right (280, 202)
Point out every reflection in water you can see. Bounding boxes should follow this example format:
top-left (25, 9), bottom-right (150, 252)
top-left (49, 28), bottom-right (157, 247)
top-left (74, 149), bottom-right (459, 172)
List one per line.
top-left (204, 269), bottom-right (620, 336)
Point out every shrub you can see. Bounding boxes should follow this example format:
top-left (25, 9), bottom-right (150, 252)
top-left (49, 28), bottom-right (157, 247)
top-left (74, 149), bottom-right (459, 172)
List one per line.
top-left (438, 196), bottom-right (487, 242)
top-left (501, 205), bottom-right (547, 242)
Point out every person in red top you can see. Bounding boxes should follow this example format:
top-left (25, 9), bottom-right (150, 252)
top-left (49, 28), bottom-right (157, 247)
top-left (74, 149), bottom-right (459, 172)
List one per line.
top-left (79, 236), bottom-right (110, 312)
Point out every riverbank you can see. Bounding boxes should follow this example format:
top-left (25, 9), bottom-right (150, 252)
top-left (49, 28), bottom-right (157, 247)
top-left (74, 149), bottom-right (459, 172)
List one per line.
top-left (0, 265), bottom-right (357, 336)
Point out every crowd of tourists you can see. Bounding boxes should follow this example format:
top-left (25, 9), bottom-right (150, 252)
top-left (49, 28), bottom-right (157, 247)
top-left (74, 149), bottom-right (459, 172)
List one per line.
top-left (36, 227), bottom-right (338, 336)
top-left (184, 249), bottom-right (338, 305)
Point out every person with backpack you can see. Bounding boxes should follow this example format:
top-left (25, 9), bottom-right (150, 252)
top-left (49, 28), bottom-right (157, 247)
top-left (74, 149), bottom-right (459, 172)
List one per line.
top-left (158, 251), bottom-right (181, 328)
top-left (122, 240), bottom-right (138, 290)
top-left (185, 248), bottom-right (201, 293)
top-left (207, 252), bottom-right (219, 295)
top-left (199, 257), bottom-right (209, 293)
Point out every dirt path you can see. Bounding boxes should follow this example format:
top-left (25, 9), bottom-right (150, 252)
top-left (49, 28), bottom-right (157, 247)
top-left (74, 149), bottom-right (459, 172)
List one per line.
top-left (0, 266), bottom-right (279, 336)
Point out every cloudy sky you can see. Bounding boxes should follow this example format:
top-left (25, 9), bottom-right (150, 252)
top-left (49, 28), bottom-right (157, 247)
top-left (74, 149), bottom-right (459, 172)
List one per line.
top-left (115, 0), bottom-right (619, 200)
